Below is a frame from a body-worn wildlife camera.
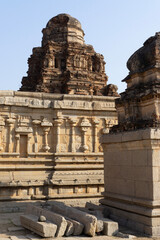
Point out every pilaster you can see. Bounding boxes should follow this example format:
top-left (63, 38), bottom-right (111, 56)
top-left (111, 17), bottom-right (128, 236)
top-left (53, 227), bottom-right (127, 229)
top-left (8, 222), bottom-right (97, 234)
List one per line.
top-left (53, 117), bottom-right (63, 153)
top-left (68, 117), bottom-right (77, 152)
top-left (41, 119), bottom-right (53, 152)
top-left (6, 118), bottom-right (15, 153)
top-left (92, 118), bottom-right (100, 152)
top-left (80, 118), bottom-right (91, 153)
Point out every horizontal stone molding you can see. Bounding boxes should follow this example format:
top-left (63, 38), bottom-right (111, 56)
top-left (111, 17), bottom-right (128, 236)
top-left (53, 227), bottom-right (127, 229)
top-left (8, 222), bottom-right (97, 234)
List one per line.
top-left (0, 91), bottom-right (116, 110)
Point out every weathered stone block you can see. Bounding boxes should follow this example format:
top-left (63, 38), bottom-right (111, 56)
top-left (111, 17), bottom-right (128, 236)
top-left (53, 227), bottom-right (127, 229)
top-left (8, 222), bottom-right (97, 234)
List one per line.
top-left (26, 204), bottom-right (67, 237)
top-left (51, 202), bottom-right (84, 236)
top-left (64, 219), bottom-right (74, 236)
top-left (103, 218), bottom-right (118, 236)
top-left (51, 201), bottom-right (97, 236)
top-left (20, 214), bottom-right (57, 238)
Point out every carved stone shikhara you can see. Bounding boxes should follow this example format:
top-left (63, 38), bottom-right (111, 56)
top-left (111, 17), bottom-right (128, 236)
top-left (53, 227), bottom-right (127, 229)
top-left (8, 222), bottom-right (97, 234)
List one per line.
top-left (20, 14), bottom-right (117, 97)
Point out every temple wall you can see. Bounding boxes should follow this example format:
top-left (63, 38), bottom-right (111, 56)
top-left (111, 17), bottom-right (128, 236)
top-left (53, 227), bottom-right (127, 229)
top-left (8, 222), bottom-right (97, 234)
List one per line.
top-left (0, 90), bottom-right (117, 201)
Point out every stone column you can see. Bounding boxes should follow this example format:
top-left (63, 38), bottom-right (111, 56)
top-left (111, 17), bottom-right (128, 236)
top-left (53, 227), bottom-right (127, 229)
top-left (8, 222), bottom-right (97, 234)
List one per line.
top-left (6, 118), bottom-right (15, 153)
top-left (92, 118), bottom-right (100, 152)
top-left (53, 118), bottom-right (62, 153)
top-left (0, 119), bottom-right (5, 151)
top-left (69, 117), bottom-right (77, 152)
top-left (41, 120), bottom-right (53, 152)
top-left (32, 120), bottom-right (41, 153)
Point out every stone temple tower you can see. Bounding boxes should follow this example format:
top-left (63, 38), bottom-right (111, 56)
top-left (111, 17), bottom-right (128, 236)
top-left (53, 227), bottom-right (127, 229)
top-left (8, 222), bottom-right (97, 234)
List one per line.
top-left (0, 13), bottom-right (118, 204)
top-left (20, 13), bottom-right (114, 96)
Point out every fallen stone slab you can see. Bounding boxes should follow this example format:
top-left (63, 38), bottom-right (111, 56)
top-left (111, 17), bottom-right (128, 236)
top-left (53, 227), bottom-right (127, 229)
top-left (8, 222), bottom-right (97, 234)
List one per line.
top-left (49, 203), bottom-right (84, 235)
top-left (65, 219), bottom-right (74, 236)
top-left (51, 201), bottom-right (97, 236)
top-left (26, 204), bottom-right (67, 237)
top-left (11, 217), bottom-right (21, 226)
top-left (8, 226), bottom-right (24, 232)
top-left (102, 218), bottom-right (118, 236)
top-left (26, 234), bottom-right (42, 240)
top-left (77, 206), bottom-right (118, 236)
top-left (85, 202), bottom-right (105, 211)
top-left (76, 207), bottom-right (103, 233)
top-left (20, 214), bottom-right (57, 238)
top-left (67, 217), bottom-right (84, 236)
top-left (10, 236), bottom-right (29, 240)
top-left (116, 232), bottom-right (136, 238)
top-left (85, 202), bottom-right (112, 219)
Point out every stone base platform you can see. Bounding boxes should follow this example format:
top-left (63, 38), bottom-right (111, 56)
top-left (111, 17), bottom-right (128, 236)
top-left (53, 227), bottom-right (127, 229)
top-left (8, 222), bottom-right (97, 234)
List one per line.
top-left (100, 198), bottom-right (160, 236)
top-left (101, 128), bottom-right (160, 237)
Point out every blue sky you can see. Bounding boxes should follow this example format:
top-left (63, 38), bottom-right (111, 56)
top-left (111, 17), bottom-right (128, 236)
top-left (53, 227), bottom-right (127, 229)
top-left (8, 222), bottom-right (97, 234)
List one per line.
top-left (0, 0), bottom-right (160, 93)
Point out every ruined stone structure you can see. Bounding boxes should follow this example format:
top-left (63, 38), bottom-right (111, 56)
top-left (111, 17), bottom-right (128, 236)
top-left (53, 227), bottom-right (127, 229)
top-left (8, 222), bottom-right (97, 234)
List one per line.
top-left (20, 14), bottom-right (118, 97)
top-left (0, 14), bottom-right (118, 202)
top-left (101, 32), bottom-right (160, 236)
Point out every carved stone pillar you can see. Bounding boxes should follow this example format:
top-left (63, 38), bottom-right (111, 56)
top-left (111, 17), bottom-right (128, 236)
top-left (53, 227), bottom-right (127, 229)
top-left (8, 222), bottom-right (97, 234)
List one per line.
top-left (92, 118), bottom-right (100, 152)
top-left (32, 120), bottom-right (41, 153)
top-left (41, 120), bottom-right (53, 152)
top-left (80, 118), bottom-right (91, 153)
top-left (0, 119), bottom-right (5, 151)
top-left (6, 118), bottom-right (15, 153)
top-left (69, 117), bottom-right (77, 152)
top-left (53, 118), bottom-right (63, 153)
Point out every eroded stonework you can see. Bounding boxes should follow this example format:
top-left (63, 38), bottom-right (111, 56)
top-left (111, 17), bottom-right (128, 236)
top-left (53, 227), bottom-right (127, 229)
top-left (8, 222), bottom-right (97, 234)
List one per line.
top-left (112, 32), bottom-right (160, 132)
top-left (0, 91), bottom-right (117, 201)
top-left (101, 32), bottom-right (160, 236)
top-left (20, 14), bottom-right (118, 97)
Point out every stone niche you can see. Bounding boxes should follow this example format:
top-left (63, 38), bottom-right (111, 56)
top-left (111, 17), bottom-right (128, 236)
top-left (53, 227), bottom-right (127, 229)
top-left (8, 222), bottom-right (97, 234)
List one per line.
top-left (101, 32), bottom-right (160, 236)
top-left (0, 91), bottom-right (117, 201)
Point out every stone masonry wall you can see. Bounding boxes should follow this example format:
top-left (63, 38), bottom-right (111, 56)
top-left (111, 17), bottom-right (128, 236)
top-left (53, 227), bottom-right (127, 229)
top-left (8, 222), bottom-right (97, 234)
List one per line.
top-left (0, 90), bottom-right (117, 201)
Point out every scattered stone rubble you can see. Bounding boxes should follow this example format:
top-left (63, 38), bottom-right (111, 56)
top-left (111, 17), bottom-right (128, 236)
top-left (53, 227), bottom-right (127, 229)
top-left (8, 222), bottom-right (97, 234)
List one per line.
top-left (20, 202), bottom-right (119, 238)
